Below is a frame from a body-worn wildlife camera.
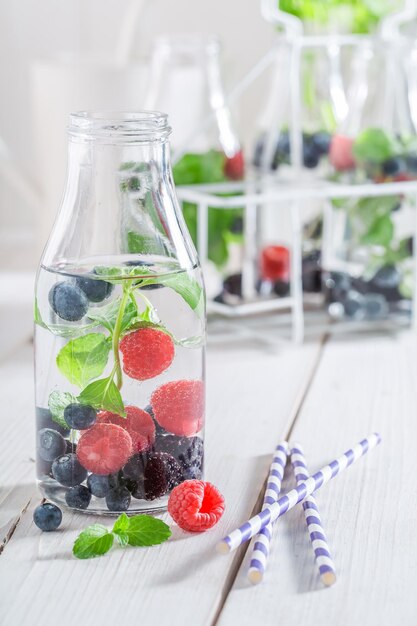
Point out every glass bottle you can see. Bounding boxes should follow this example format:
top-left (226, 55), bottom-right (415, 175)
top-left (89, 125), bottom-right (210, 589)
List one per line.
top-left (34, 111), bottom-right (206, 514)
top-left (145, 34), bottom-right (245, 279)
top-left (323, 40), bottom-right (416, 324)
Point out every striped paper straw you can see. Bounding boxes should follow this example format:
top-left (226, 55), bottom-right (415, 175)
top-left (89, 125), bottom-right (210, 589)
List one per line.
top-left (291, 443), bottom-right (336, 586)
top-left (217, 432), bottom-right (381, 554)
top-left (248, 441), bottom-right (289, 584)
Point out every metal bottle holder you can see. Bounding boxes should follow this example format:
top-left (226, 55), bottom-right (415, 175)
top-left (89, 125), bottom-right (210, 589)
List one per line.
top-left (175, 0), bottom-right (417, 344)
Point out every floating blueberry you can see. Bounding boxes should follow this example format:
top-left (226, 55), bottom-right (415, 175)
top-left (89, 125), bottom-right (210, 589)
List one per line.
top-left (87, 474), bottom-right (112, 498)
top-left (48, 281), bottom-right (89, 322)
top-left (37, 428), bottom-right (67, 462)
top-left (144, 452), bottom-right (183, 500)
top-left (106, 486), bottom-right (131, 511)
top-left (223, 273), bottom-right (242, 297)
top-left (65, 485), bottom-right (91, 510)
top-left (75, 270), bottom-right (114, 303)
top-left (33, 503), bottom-right (62, 532)
top-left (311, 131), bottom-right (331, 156)
top-left (64, 403), bottom-right (97, 430)
top-left (52, 453), bottom-right (87, 487)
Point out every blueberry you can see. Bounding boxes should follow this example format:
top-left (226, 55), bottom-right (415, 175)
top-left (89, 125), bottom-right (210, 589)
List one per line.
top-left (154, 435), bottom-right (204, 473)
top-left (36, 406), bottom-right (69, 437)
top-left (76, 270), bottom-right (114, 303)
top-left (87, 474), bottom-right (112, 498)
top-left (406, 153), bottom-right (417, 173)
top-left (33, 503), bottom-right (62, 531)
top-left (302, 140), bottom-right (320, 169)
top-left (344, 291), bottom-right (366, 320)
top-left (230, 216), bottom-right (243, 235)
top-left (106, 487), bottom-right (131, 511)
top-left (302, 251), bottom-right (322, 293)
top-left (48, 281), bottom-right (89, 322)
top-left (65, 485), bottom-right (91, 510)
top-left (324, 272), bottom-right (351, 303)
top-left (64, 403), bottom-right (97, 430)
top-left (382, 157), bottom-right (404, 177)
top-left (364, 294), bottom-right (389, 319)
top-left (144, 452), bottom-right (183, 500)
top-left (52, 453), bottom-right (87, 487)
top-left (131, 480), bottom-right (146, 500)
top-left (273, 280), bottom-right (290, 297)
top-left (311, 131), bottom-right (331, 156)
top-left (371, 265), bottom-right (401, 289)
top-left (276, 131), bottom-right (290, 158)
top-left (37, 428), bottom-right (67, 462)
top-left (223, 273), bottom-right (242, 297)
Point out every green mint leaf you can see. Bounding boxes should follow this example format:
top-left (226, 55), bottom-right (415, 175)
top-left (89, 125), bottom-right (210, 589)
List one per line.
top-left (150, 272), bottom-right (204, 317)
top-left (56, 333), bottom-right (111, 388)
top-left (124, 515), bottom-right (171, 547)
top-left (48, 390), bottom-right (77, 428)
top-left (399, 269), bottom-right (413, 299)
top-left (73, 524), bottom-right (114, 559)
top-left (88, 297), bottom-right (138, 334)
top-left (353, 128), bottom-right (395, 164)
top-left (34, 298), bottom-right (47, 329)
top-left (78, 376), bottom-right (125, 416)
top-left (112, 513), bottom-right (130, 546)
top-left (359, 214), bottom-right (394, 248)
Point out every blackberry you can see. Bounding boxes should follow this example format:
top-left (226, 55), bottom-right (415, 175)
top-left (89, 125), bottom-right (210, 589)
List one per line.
top-left (154, 435), bottom-right (204, 473)
top-left (144, 452), bottom-right (183, 500)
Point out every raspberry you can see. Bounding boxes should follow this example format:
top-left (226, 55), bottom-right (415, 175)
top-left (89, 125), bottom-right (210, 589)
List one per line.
top-left (168, 480), bottom-right (225, 532)
top-left (260, 245), bottom-right (290, 281)
top-left (144, 452), bottom-right (183, 500)
top-left (224, 150), bottom-right (245, 180)
top-left (151, 380), bottom-right (204, 437)
top-left (120, 327), bottom-right (174, 380)
top-left (98, 405), bottom-right (155, 453)
top-left (329, 135), bottom-right (355, 171)
top-left (77, 423), bottom-right (132, 475)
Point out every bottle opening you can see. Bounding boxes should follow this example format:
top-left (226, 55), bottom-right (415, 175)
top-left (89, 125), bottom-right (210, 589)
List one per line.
top-left (68, 110), bottom-right (171, 142)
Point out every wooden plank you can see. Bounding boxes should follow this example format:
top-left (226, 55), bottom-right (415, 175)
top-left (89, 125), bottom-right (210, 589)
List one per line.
top-left (218, 331), bottom-right (417, 626)
top-left (0, 337), bottom-right (322, 626)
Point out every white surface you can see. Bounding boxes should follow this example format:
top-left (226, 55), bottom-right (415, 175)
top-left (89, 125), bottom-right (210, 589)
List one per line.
top-left (1, 330), bottom-right (415, 624)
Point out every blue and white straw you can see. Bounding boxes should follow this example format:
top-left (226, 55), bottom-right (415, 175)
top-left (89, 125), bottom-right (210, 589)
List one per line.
top-left (291, 443), bottom-right (336, 586)
top-left (248, 441), bottom-right (289, 584)
top-left (217, 432), bottom-right (381, 554)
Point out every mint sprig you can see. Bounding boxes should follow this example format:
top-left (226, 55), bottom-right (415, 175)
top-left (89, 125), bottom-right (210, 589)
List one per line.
top-left (78, 376), bottom-right (125, 417)
top-left (56, 333), bottom-right (111, 388)
top-left (73, 514), bottom-right (171, 559)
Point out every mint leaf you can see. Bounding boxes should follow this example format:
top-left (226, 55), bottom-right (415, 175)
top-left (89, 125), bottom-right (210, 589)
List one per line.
top-left (78, 376), bottom-right (125, 416)
top-left (151, 272), bottom-right (204, 316)
top-left (88, 298), bottom-right (138, 334)
top-left (353, 128), bottom-right (395, 163)
top-left (124, 515), bottom-right (171, 546)
top-left (56, 333), bottom-right (111, 388)
top-left (73, 524), bottom-right (114, 559)
top-left (112, 513), bottom-right (130, 546)
top-left (359, 214), bottom-right (394, 248)
top-left (48, 390), bottom-right (77, 429)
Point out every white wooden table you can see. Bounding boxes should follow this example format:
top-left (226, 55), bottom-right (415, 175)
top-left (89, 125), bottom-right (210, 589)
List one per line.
top-left (1, 326), bottom-right (416, 626)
